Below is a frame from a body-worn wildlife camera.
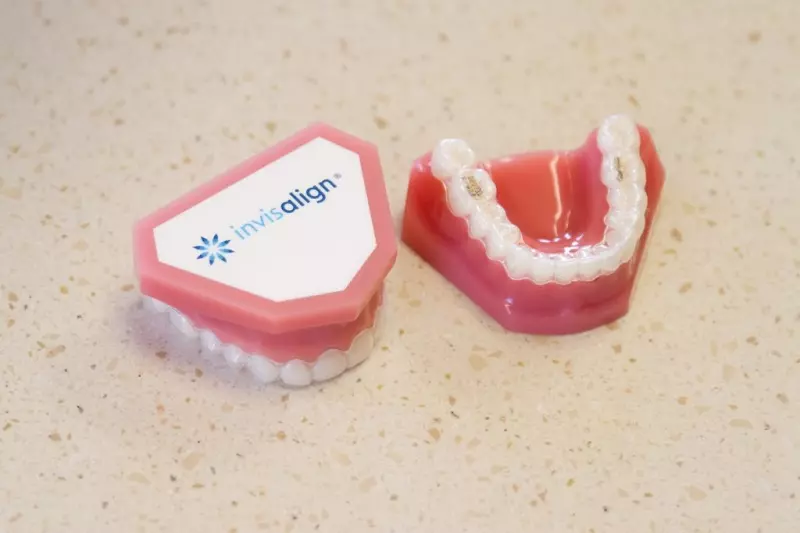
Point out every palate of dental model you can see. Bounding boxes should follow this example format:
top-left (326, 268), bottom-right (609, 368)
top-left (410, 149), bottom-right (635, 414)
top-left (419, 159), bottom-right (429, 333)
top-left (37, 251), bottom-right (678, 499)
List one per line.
top-left (402, 114), bottom-right (666, 335)
top-left (133, 123), bottom-right (396, 387)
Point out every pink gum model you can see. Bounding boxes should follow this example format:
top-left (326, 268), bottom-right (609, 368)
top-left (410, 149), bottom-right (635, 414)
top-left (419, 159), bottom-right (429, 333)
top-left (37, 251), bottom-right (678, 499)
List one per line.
top-left (134, 123), bottom-right (396, 386)
top-left (402, 115), bottom-right (665, 335)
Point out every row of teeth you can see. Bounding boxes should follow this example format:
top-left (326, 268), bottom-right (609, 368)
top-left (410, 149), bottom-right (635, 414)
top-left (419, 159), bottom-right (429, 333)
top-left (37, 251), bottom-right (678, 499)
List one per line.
top-left (143, 297), bottom-right (380, 387)
top-left (429, 114), bottom-right (648, 284)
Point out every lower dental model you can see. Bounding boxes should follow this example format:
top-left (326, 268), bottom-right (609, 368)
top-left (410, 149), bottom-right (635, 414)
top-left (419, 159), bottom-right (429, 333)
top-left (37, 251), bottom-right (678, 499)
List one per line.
top-left (402, 114), bottom-right (666, 334)
top-left (431, 115), bottom-right (647, 284)
top-left (142, 294), bottom-right (382, 387)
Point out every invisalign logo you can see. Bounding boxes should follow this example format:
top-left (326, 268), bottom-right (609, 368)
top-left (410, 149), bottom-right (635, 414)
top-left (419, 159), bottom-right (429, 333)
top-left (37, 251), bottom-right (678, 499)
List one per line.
top-left (194, 234), bottom-right (234, 265)
top-left (194, 173), bottom-right (342, 266)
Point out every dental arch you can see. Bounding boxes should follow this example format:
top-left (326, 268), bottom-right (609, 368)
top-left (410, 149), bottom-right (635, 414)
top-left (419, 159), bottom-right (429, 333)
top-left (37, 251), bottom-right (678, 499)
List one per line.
top-left (429, 114), bottom-right (648, 285)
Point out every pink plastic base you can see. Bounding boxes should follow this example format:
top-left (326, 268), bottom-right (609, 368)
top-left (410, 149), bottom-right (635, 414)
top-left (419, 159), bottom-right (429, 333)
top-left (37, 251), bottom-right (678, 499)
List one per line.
top-left (134, 123), bottom-right (397, 363)
top-left (402, 126), bottom-right (665, 335)
top-left (183, 288), bottom-right (382, 363)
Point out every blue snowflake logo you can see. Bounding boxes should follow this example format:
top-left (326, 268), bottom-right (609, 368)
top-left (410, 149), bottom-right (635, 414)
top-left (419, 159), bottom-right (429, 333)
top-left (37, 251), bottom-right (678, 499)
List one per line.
top-left (193, 234), bottom-right (234, 265)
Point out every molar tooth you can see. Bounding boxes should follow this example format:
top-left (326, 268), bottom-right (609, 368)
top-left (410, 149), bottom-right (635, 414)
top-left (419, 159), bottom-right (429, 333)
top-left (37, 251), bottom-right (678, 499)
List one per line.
top-left (467, 210), bottom-right (492, 239)
top-left (598, 114), bottom-right (640, 154)
top-left (470, 168), bottom-right (496, 200)
top-left (501, 223), bottom-right (521, 243)
top-left (601, 156), bottom-right (624, 188)
top-left (481, 201), bottom-right (507, 220)
top-left (530, 257), bottom-right (556, 284)
top-left (431, 139), bottom-right (476, 180)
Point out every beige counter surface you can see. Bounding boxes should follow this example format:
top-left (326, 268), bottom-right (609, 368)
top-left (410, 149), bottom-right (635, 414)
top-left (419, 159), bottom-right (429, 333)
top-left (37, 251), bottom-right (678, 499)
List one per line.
top-left (2, 1), bottom-right (799, 531)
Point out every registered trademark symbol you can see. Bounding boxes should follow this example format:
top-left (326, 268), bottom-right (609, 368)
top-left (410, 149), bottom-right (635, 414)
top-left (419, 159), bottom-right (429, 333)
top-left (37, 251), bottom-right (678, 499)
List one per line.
top-left (333, 173), bottom-right (342, 180)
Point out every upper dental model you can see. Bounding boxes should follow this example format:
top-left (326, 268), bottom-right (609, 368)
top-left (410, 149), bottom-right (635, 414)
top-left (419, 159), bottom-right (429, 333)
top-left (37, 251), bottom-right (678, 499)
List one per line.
top-left (133, 123), bottom-right (397, 387)
top-left (429, 114), bottom-right (647, 285)
top-left (143, 295), bottom-right (382, 387)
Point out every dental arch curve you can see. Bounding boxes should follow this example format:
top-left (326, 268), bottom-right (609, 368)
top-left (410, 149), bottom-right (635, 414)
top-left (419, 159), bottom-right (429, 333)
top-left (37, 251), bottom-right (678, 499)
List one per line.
top-left (429, 114), bottom-right (648, 285)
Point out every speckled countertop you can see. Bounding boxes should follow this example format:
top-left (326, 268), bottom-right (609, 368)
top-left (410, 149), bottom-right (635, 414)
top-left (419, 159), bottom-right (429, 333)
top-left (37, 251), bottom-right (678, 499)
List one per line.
top-left (2, 1), bottom-right (799, 531)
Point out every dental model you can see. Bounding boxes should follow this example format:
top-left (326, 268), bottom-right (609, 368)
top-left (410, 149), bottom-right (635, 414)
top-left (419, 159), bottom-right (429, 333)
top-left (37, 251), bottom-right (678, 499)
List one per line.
top-left (402, 115), bottom-right (665, 334)
top-left (134, 123), bottom-right (396, 386)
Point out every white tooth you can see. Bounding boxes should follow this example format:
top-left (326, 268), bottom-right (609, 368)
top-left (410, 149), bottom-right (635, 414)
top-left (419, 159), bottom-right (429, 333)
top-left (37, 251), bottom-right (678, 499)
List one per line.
top-left (619, 235), bottom-right (638, 263)
top-left (635, 190), bottom-right (648, 213)
top-left (430, 119), bottom-right (649, 286)
top-left (484, 234), bottom-right (507, 260)
top-left (605, 208), bottom-right (634, 231)
top-left (223, 345), bottom-right (246, 369)
top-left (598, 114), bottom-right (640, 154)
top-left (602, 256), bottom-right (621, 274)
top-left (629, 186), bottom-right (645, 208)
top-left (280, 360), bottom-right (312, 387)
top-left (482, 201), bottom-right (507, 219)
top-left (553, 257), bottom-right (580, 284)
top-left (485, 223), bottom-right (520, 260)
top-left (619, 154), bottom-right (646, 185)
top-left (505, 245), bottom-right (532, 279)
top-left (169, 309), bottom-right (198, 338)
top-left (431, 139), bottom-right (475, 180)
top-left (577, 251), bottom-right (605, 281)
top-left (446, 183), bottom-right (473, 217)
top-left (605, 228), bottom-right (629, 248)
top-left (347, 330), bottom-right (374, 368)
top-left (530, 257), bottom-right (556, 284)
top-left (312, 350), bottom-right (347, 382)
top-left (143, 296), bottom-right (168, 313)
top-left (620, 221), bottom-right (644, 263)
top-left (248, 355), bottom-right (279, 384)
top-left (468, 168), bottom-right (496, 200)
top-left (467, 210), bottom-right (492, 239)
top-left (601, 156), bottom-right (623, 188)
top-left (501, 223), bottom-right (521, 242)
top-left (199, 330), bottom-right (223, 354)
top-left (607, 188), bottom-right (630, 211)
top-left (610, 186), bottom-right (646, 214)
top-left (597, 245), bottom-right (621, 273)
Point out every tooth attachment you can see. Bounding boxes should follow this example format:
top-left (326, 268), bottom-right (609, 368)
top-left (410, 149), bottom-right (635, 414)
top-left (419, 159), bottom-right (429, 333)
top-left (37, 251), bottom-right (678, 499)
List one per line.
top-left (430, 114), bottom-right (647, 284)
top-left (144, 297), bottom-right (379, 386)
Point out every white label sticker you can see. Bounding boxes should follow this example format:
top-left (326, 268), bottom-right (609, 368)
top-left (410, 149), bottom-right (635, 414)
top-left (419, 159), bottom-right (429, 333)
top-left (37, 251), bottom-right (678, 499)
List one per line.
top-left (153, 138), bottom-right (376, 302)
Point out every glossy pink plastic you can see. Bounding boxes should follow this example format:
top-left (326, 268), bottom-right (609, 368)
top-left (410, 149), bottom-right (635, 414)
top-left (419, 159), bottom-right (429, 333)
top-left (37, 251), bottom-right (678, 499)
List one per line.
top-left (134, 123), bottom-right (396, 362)
top-left (402, 125), bottom-right (665, 335)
